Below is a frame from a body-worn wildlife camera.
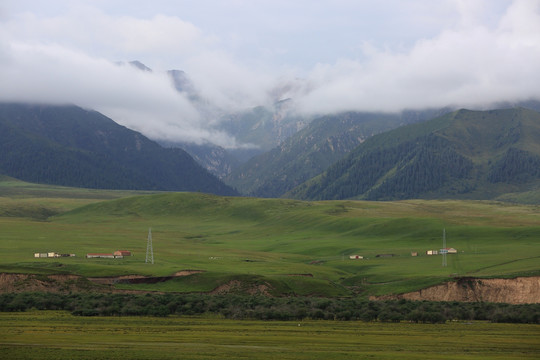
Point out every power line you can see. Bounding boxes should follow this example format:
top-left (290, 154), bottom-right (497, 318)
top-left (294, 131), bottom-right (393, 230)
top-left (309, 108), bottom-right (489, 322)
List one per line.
top-left (441, 229), bottom-right (448, 267)
top-left (146, 228), bottom-right (154, 264)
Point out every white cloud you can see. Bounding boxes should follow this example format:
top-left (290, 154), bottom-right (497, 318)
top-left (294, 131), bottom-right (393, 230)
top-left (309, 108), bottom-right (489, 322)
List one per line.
top-left (1, 0), bottom-right (539, 148)
top-left (0, 41), bottom-right (241, 147)
top-left (183, 51), bottom-right (276, 111)
top-left (1, 5), bottom-right (211, 68)
top-left (294, 0), bottom-right (540, 114)
top-left (0, 6), bottom-right (260, 147)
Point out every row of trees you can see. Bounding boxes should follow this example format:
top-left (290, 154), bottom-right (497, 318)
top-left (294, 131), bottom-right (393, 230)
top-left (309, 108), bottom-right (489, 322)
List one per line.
top-left (1, 292), bottom-right (538, 324)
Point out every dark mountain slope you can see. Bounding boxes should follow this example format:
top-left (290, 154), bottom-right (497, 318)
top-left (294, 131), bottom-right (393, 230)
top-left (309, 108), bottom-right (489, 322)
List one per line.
top-left (226, 109), bottom-right (450, 197)
top-left (0, 103), bottom-right (237, 195)
top-left (287, 108), bottom-right (540, 201)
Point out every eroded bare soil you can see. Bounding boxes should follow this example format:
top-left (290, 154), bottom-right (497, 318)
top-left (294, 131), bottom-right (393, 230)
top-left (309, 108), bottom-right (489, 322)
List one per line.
top-left (1, 272), bottom-right (539, 303)
top-left (372, 276), bottom-right (540, 304)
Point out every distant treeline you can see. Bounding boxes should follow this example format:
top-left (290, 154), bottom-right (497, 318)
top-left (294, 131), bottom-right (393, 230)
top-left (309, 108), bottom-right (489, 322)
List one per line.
top-left (1, 292), bottom-right (539, 324)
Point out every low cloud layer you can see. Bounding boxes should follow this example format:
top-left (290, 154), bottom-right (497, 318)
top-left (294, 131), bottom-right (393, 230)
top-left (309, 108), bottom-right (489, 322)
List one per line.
top-left (0, 41), bottom-right (242, 146)
top-left (1, 0), bottom-right (539, 147)
top-left (293, 0), bottom-right (540, 114)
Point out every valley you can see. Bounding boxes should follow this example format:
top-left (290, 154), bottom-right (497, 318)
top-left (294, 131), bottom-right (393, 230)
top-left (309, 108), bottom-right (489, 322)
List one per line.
top-left (2, 2), bottom-right (540, 357)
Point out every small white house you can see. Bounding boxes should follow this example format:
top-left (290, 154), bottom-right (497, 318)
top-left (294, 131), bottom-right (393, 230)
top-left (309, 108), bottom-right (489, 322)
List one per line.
top-left (349, 255), bottom-right (363, 260)
top-left (86, 253), bottom-right (115, 259)
top-left (426, 250), bottom-right (438, 255)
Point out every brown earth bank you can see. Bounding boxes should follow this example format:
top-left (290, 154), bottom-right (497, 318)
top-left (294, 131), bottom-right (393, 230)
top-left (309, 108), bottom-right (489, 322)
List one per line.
top-left (371, 277), bottom-right (540, 304)
top-left (1, 273), bottom-right (539, 303)
top-left (0, 271), bottom-right (203, 294)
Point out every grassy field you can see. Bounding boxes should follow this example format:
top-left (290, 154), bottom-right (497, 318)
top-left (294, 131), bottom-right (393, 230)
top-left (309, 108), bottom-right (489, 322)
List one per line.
top-left (1, 177), bottom-right (539, 296)
top-left (0, 311), bottom-right (538, 359)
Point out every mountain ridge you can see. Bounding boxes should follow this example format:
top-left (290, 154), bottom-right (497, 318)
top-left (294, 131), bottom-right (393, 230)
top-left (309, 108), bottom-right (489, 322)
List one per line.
top-left (287, 107), bottom-right (540, 202)
top-left (0, 103), bottom-right (237, 195)
top-left (225, 108), bottom-right (452, 197)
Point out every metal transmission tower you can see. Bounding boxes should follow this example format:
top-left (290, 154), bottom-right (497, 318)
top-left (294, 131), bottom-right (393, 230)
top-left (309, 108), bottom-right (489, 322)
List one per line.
top-left (146, 228), bottom-right (154, 264)
top-left (441, 228), bottom-right (447, 267)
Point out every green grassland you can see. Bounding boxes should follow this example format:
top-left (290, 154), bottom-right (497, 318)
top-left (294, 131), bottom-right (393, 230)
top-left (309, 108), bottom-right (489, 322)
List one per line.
top-left (1, 177), bottom-right (539, 297)
top-left (0, 311), bottom-right (538, 359)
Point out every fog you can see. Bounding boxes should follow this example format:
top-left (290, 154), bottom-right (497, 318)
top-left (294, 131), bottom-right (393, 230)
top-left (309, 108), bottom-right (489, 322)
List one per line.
top-left (1, 0), bottom-right (539, 147)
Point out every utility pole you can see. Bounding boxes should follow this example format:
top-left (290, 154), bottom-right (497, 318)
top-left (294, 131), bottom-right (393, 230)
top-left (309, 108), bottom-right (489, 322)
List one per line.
top-left (442, 228), bottom-right (447, 267)
top-left (146, 228), bottom-right (154, 264)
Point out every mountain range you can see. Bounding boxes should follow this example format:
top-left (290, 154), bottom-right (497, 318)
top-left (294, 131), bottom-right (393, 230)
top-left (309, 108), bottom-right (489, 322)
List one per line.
top-left (287, 107), bottom-right (540, 202)
top-left (2, 59), bottom-right (540, 203)
top-left (0, 103), bottom-right (237, 195)
top-left (3, 102), bottom-right (540, 203)
top-left (225, 108), bottom-right (452, 197)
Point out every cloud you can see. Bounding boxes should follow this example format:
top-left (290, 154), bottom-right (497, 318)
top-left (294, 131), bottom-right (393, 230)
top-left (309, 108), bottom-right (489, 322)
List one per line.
top-left (293, 0), bottom-right (540, 114)
top-left (0, 41), bottom-right (243, 147)
top-left (1, 0), bottom-right (539, 149)
top-left (1, 4), bottom-right (208, 66)
top-left (0, 6), bottom-right (259, 147)
top-left (183, 51), bottom-right (276, 111)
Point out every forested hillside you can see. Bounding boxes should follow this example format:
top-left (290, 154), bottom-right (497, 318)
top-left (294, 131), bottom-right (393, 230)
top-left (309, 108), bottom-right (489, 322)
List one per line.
top-left (288, 108), bottom-right (540, 202)
top-left (226, 109), bottom-right (450, 197)
top-left (0, 103), bottom-right (237, 195)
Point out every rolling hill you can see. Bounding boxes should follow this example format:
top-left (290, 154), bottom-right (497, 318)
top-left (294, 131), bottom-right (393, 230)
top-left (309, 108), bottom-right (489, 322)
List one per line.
top-left (287, 107), bottom-right (540, 202)
top-left (0, 103), bottom-right (237, 195)
top-left (1, 182), bottom-right (539, 298)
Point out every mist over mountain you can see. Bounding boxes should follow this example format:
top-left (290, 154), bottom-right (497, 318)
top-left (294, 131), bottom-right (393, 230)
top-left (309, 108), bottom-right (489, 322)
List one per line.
top-left (2, 1), bottom-right (539, 154)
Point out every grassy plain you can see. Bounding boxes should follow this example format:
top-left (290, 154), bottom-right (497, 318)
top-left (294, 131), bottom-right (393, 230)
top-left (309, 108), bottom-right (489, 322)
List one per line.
top-left (0, 311), bottom-right (539, 360)
top-left (0, 176), bottom-right (539, 296)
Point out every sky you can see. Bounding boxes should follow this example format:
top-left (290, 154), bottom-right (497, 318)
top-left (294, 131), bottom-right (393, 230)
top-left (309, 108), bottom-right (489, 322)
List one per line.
top-left (1, 0), bottom-right (539, 147)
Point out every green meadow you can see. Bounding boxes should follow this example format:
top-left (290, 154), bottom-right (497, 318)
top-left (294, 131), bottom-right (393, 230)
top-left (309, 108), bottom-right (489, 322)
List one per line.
top-left (1, 176), bottom-right (539, 296)
top-left (1, 311), bottom-right (539, 360)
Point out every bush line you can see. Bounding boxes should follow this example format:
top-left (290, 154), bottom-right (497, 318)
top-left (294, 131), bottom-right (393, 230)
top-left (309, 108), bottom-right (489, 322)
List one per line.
top-left (0, 292), bottom-right (538, 324)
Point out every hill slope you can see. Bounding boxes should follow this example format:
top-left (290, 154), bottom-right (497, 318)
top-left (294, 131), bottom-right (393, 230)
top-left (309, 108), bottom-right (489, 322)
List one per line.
top-left (288, 108), bottom-right (540, 202)
top-left (0, 103), bottom-right (237, 195)
top-left (226, 109), bottom-right (450, 197)
top-left (4, 189), bottom-right (539, 297)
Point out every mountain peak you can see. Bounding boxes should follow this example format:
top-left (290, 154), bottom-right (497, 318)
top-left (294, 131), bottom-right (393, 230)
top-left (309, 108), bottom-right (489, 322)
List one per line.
top-left (129, 61), bottom-right (152, 72)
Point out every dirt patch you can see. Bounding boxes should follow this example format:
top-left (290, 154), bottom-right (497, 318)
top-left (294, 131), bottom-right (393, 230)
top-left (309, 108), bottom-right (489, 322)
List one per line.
top-left (210, 280), bottom-right (272, 296)
top-left (88, 275), bottom-right (147, 285)
top-left (287, 274), bottom-right (313, 277)
top-left (0, 270), bottom-right (206, 294)
top-left (173, 270), bottom-right (203, 277)
top-left (0, 273), bottom-right (98, 293)
top-left (3, 272), bottom-right (537, 303)
top-left (371, 276), bottom-right (540, 304)
top-left (89, 270), bottom-right (204, 285)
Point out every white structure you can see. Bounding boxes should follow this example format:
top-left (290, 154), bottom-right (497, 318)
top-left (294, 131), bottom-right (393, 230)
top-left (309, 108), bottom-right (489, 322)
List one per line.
top-left (146, 228), bottom-right (154, 264)
top-left (34, 252), bottom-right (75, 258)
top-left (442, 228), bottom-right (447, 267)
top-left (86, 253), bottom-right (115, 259)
